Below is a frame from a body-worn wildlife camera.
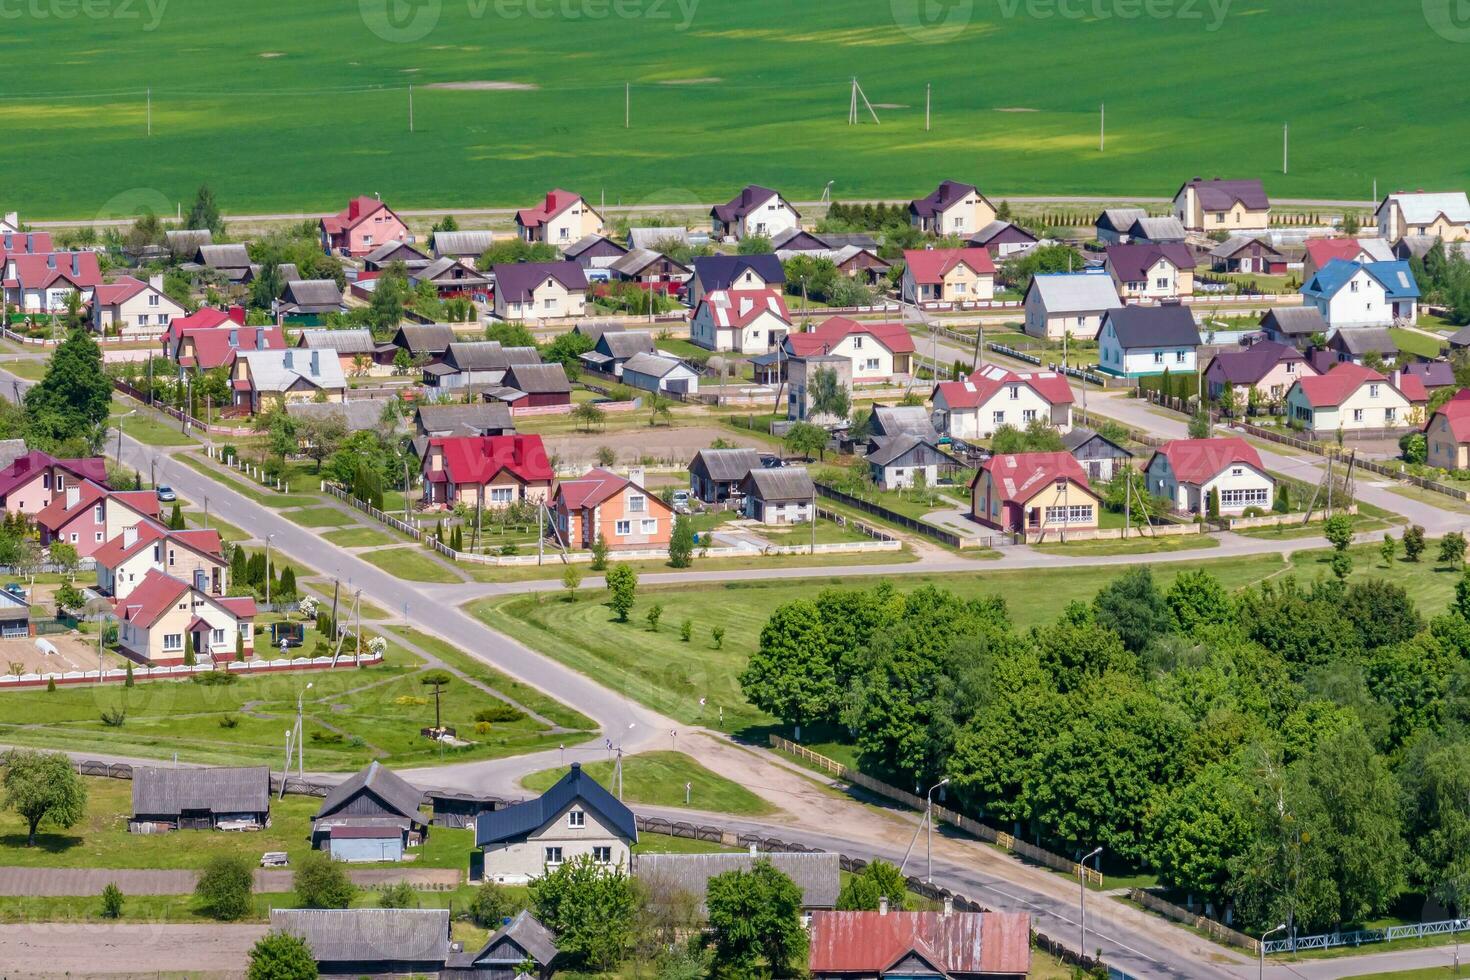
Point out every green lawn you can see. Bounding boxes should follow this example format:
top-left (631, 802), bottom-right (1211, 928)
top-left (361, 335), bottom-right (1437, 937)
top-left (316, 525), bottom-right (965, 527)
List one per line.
top-left (521, 751), bottom-right (776, 817)
top-left (0, 639), bottom-right (569, 770)
top-left (323, 527), bottom-right (397, 548)
top-left (283, 505), bottom-right (355, 528)
top-left (1391, 328), bottom-right (1446, 359)
top-left (182, 512), bottom-right (253, 543)
top-left (758, 518), bottom-right (875, 546)
top-left (457, 545), bottom-right (918, 584)
top-left (5, 1), bottom-right (1462, 217)
top-left (361, 546), bottom-right (462, 583)
top-left (0, 358), bottom-right (48, 381)
top-left (110, 399), bottom-right (198, 447)
top-left (177, 454), bottom-right (319, 509)
top-left (1338, 967), bottom-right (1470, 980)
top-left (1033, 533), bottom-right (1220, 556)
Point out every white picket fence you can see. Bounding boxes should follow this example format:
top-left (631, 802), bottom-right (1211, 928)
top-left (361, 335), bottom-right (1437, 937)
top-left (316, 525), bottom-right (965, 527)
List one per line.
top-left (0, 651), bottom-right (384, 689)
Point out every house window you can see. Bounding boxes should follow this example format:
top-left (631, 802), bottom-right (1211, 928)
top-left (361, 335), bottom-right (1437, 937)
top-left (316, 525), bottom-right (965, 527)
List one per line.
top-left (1155, 277), bottom-right (1169, 289)
top-left (1023, 409), bottom-right (1037, 423)
top-left (1286, 362), bottom-right (1296, 373)
top-left (992, 411), bottom-right (1005, 425)
top-left (627, 494), bottom-right (645, 513)
top-left (1175, 350), bottom-right (1187, 363)
top-left (148, 293), bottom-right (159, 307)
top-left (954, 282), bottom-right (966, 295)
top-left (1353, 408), bottom-right (1365, 422)
top-left (137, 314), bottom-right (149, 326)
top-left (1221, 488), bottom-right (1270, 506)
top-left (489, 486), bottom-right (515, 505)
top-left (1044, 505), bottom-right (1094, 524)
top-left (93, 503), bottom-right (103, 523)
top-left (864, 358), bottom-right (880, 371)
top-left (1008, 385), bottom-right (1020, 400)
top-left (1154, 352), bottom-right (1164, 364)
top-left (568, 810), bottom-right (585, 828)
top-left (240, 623), bottom-right (252, 640)
top-left (162, 633), bottom-right (183, 652)
top-left (641, 519), bottom-right (657, 534)
top-left (1385, 407), bottom-right (1397, 423)
top-left (210, 628), bottom-right (225, 646)
top-left (593, 846), bottom-right (613, 864)
top-left (544, 298), bottom-right (556, 310)
top-left (69, 532), bottom-right (78, 543)
top-left (1350, 280), bottom-right (1359, 293)
top-left (1231, 467), bottom-right (1243, 477)
top-left (1369, 384), bottom-right (1380, 398)
top-left (852, 336), bottom-right (863, 349)
top-left (544, 847), bottom-right (564, 866)
top-left (615, 520), bottom-right (631, 535)
top-left (95, 532), bottom-right (103, 543)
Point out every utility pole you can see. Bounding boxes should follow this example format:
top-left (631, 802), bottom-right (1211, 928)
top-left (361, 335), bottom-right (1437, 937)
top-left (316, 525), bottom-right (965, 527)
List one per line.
top-left (925, 83), bottom-right (931, 132)
top-left (1283, 122), bottom-right (1288, 175)
top-left (810, 491), bottom-right (816, 555)
top-left (1080, 846), bottom-right (1103, 965)
top-left (146, 87), bottom-right (151, 136)
top-left (624, 82), bottom-right (630, 129)
top-left (408, 84), bottom-right (414, 133)
top-left (1099, 102), bottom-right (1104, 152)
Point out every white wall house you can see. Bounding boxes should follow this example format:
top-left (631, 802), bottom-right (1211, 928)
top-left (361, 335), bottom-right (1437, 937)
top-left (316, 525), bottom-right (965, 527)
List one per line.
top-left (1301, 259), bottom-right (1420, 330)
top-left (930, 365), bottom-right (1073, 440)
top-left (1145, 437), bottom-right (1274, 515)
top-left (711, 185), bottom-right (801, 241)
top-left (1022, 272), bottom-right (1123, 341)
top-left (689, 289), bottom-right (791, 353)
top-left (1286, 363), bottom-right (1419, 433)
top-left (1095, 305), bottom-right (1201, 379)
top-left (474, 764), bottom-right (636, 884)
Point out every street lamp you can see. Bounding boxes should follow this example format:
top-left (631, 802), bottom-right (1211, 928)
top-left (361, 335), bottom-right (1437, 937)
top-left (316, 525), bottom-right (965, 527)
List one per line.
top-left (114, 410), bottom-right (136, 465)
top-left (1260, 923), bottom-right (1287, 980)
top-left (926, 778), bottom-right (949, 883)
top-left (1080, 846), bottom-right (1103, 965)
top-left (295, 682), bottom-right (313, 778)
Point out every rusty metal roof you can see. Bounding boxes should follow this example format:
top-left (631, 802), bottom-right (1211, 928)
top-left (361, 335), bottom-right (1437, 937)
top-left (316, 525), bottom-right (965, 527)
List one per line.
top-left (807, 910), bottom-right (1030, 977)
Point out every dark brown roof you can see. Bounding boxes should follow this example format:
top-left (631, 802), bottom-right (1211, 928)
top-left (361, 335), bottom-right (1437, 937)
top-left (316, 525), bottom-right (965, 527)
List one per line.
top-left (1178, 177), bottom-right (1270, 211)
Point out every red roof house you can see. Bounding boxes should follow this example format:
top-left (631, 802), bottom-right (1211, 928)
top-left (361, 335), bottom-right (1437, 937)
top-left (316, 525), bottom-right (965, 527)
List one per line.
top-left (970, 451), bottom-right (1098, 534)
top-left (94, 520), bottom-right (227, 600)
top-left (808, 909), bottom-right (1030, 980)
top-left (901, 248), bottom-right (996, 305)
top-left (1425, 388), bottom-right (1470, 470)
top-left (782, 316), bottom-right (915, 382)
top-left (35, 483), bottom-right (159, 558)
top-left (690, 289), bottom-right (791, 354)
top-left (515, 189), bottom-right (604, 245)
top-left (1144, 437), bottom-right (1274, 514)
top-left (320, 196), bottom-right (410, 257)
top-left (1285, 362), bottom-right (1425, 433)
top-left (420, 434), bottom-right (553, 509)
top-left (167, 323), bottom-right (286, 371)
top-left (0, 231), bottom-right (53, 264)
top-left (3, 251), bottom-right (103, 312)
top-left (550, 468), bottom-right (674, 550)
top-left (116, 568), bottom-right (254, 665)
top-left (0, 452), bottom-right (108, 516)
top-left (931, 364), bottom-right (1073, 439)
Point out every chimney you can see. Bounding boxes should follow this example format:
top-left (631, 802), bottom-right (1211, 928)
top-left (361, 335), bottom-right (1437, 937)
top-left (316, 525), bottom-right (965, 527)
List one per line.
top-left (226, 305), bottom-right (247, 326)
top-left (878, 896), bottom-right (889, 916)
top-left (628, 466), bottom-right (645, 488)
top-left (748, 843), bottom-right (758, 856)
top-left (149, 273), bottom-right (163, 291)
top-left (546, 191), bottom-right (556, 211)
top-left (943, 896), bottom-right (953, 917)
top-left (122, 526), bottom-right (137, 548)
top-left (1391, 369), bottom-right (1401, 388)
top-left (65, 486), bottom-right (79, 508)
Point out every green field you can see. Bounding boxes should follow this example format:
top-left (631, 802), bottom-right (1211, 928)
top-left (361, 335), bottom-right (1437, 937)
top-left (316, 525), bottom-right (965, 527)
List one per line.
top-left (521, 751), bottom-right (775, 816)
top-left (470, 540), bottom-right (1468, 733)
top-left (3, 1), bottom-right (1461, 216)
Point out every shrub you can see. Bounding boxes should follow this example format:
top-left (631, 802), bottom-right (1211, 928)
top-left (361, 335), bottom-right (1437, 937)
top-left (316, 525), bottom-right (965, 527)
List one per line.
top-left (195, 855), bottom-right (254, 921)
top-left (1241, 506), bottom-right (1265, 517)
top-left (100, 707), bottom-right (126, 727)
top-left (294, 851), bottom-right (355, 909)
top-left (680, 619), bottom-right (693, 643)
top-left (45, 676), bottom-right (55, 693)
top-left (646, 603), bottom-right (663, 632)
top-left (378, 881), bottom-right (418, 908)
top-left (711, 626), bottom-right (726, 649)
top-left (474, 703), bottom-right (524, 724)
top-left (100, 882), bottom-right (124, 919)
top-left (470, 881), bottom-right (515, 927)
top-left (192, 671), bottom-right (238, 686)
top-left (218, 714), bottom-right (240, 729)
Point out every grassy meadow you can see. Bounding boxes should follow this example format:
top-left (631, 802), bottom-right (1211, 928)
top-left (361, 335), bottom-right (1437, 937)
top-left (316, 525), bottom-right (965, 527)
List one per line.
top-left (2, 0), bottom-right (1465, 216)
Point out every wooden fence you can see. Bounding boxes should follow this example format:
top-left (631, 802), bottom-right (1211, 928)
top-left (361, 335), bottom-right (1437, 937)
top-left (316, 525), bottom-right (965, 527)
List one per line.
top-left (769, 736), bottom-right (1102, 887)
top-left (1127, 889), bottom-right (1260, 955)
top-left (813, 482), bottom-right (1009, 548)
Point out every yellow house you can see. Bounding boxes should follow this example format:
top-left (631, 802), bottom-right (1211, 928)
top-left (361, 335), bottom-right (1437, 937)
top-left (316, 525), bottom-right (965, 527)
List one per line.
top-left (909, 180), bottom-right (997, 237)
top-left (1173, 177), bottom-right (1270, 234)
top-left (515, 189), bottom-right (604, 245)
top-left (1375, 191), bottom-right (1470, 243)
top-left (970, 451), bottom-right (1100, 535)
top-left (232, 349), bottom-right (346, 414)
top-left (491, 261), bottom-right (588, 321)
top-left (901, 247), bottom-right (996, 305)
top-left (1105, 242), bottom-right (1196, 300)
top-left (117, 569), bottom-right (255, 666)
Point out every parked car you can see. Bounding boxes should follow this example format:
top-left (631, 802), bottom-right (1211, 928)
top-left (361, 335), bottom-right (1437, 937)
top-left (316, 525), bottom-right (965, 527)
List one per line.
top-left (671, 489), bottom-right (691, 513)
top-left (155, 486), bottom-right (177, 502)
top-left (759, 453), bottom-right (784, 468)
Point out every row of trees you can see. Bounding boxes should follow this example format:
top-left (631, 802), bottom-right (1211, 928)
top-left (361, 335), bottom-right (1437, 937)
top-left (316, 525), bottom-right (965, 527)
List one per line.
top-left (739, 559), bottom-right (1470, 935)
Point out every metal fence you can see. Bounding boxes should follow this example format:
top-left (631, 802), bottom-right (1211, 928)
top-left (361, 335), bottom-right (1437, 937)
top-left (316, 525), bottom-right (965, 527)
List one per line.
top-left (769, 736), bottom-right (1101, 887)
top-left (322, 482), bottom-right (424, 539)
top-left (1261, 918), bottom-right (1470, 955)
top-left (814, 482), bottom-right (980, 548)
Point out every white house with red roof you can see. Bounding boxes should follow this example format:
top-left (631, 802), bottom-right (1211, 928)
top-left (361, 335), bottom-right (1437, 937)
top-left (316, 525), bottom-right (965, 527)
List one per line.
top-left (420, 434), bottom-right (553, 509)
top-left (690, 289), bottom-right (791, 353)
top-left (781, 316), bottom-right (915, 384)
top-left (550, 467), bottom-right (674, 550)
top-left (1301, 237), bottom-right (1395, 280)
top-left (1145, 437), bottom-right (1274, 515)
top-left (94, 521), bottom-right (227, 601)
top-left (1425, 389), bottom-right (1470, 471)
top-left (710, 185), bottom-right (800, 241)
top-left (116, 568), bottom-right (255, 666)
top-left (167, 321), bottom-right (287, 373)
top-left (900, 248), bottom-right (995, 305)
top-left (0, 452), bottom-right (108, 516)
top-left (1285, 362), bottom-right (1426, 434)
top-left (320, 196), bottom-right (410, 257)
top-left (91, 275), bottom-right (186, 339)
top-left (931, 364), bottom-right (1073, 440)
top-left (3, 251), bottom-right (102, 312)
top-left (970, 452), bottom-right (1099, 534)
top-left (516, 189), bottom-right (604, 246)
top-left (35, 482), bottom-right (159, 558)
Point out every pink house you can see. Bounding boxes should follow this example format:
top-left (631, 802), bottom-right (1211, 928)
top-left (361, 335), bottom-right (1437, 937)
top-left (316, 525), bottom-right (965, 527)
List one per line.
top-left (320, 197), bottom-right (411, 257)
top-left (35, 482), bottom-right (160, 558)
top-left (0, 452), bottom-right (109, 517)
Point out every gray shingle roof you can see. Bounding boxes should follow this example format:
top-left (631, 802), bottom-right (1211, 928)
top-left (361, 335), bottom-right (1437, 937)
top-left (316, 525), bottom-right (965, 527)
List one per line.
top-left (132, 766), bottom-right (270, 818)
top-left (1130, 216), bottom-right (1187, 242)
top-left (872, 405), bottom-right (938, 441)
top-left (1028, 273), bottom-right (1123, 315)
top-left (1261, 306), bottom-right (1328, 336)
top-left (636, 852), bottom-right (842, 911)
top-left (476, 762), bottom-right (636, 846)
top-left (415, 402), bottom-right (515, 436)
top-left (296, 328), bottom-right (377, 355)
top-left (628, 227), bottom-right (691, 250)
top-left (743, 466), bottom-right (816, 502)
top-left (1097, 208), bottom-right (1147, 233)
top-left (1060, 427), bottom-right (1132, 457)
top-left (866, 436), bottom-right (954, 468)
top-left (394, 323), bottom-right (457, 355)
top-left (622, 351), bottom-right (687, 379)
top-left (599, 331), bottom-right (656, 359)
top-left (505, 362), bottom-right (570, 394)
top-left (281, 279), bottom-right (344, 311)
top-left (690, 447), bottom-right (761, 482)
top-left (197, 243), bottom-right (251, 269)
top-left (1103, 305), bottom-right (1201, 348)
top-left (433, 230), bottom-right (497, 258)
top-left (317, 761), bottom-right (425, 822)
top-left (454, 910), bottom-right (559, 969)
top-left (239, 349), bottom-right (347, 393)
top-left (270, 909), bottom-right (449, 964)
top-left (286, 399), bottom-right (394, 433)
top-left (1331, 327), bottom-right (1396, 356)
top-left (445, 341), bottom-right (521, 373)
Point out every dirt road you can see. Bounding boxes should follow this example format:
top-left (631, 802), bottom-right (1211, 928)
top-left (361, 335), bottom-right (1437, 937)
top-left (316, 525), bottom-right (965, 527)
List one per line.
top-left (0, 922), bottom-right (263, 978)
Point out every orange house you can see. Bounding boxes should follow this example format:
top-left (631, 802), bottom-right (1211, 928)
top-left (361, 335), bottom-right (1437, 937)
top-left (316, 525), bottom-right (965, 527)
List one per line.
top-left (550, 469), bottom-right (674, 550)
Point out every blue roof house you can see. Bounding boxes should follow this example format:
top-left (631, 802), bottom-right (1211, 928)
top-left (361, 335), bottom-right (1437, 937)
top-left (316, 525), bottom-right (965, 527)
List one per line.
top-left (473, 762), bottom-right (637, 884)
top-left (1301, 259), bottom-right (1420, 331)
